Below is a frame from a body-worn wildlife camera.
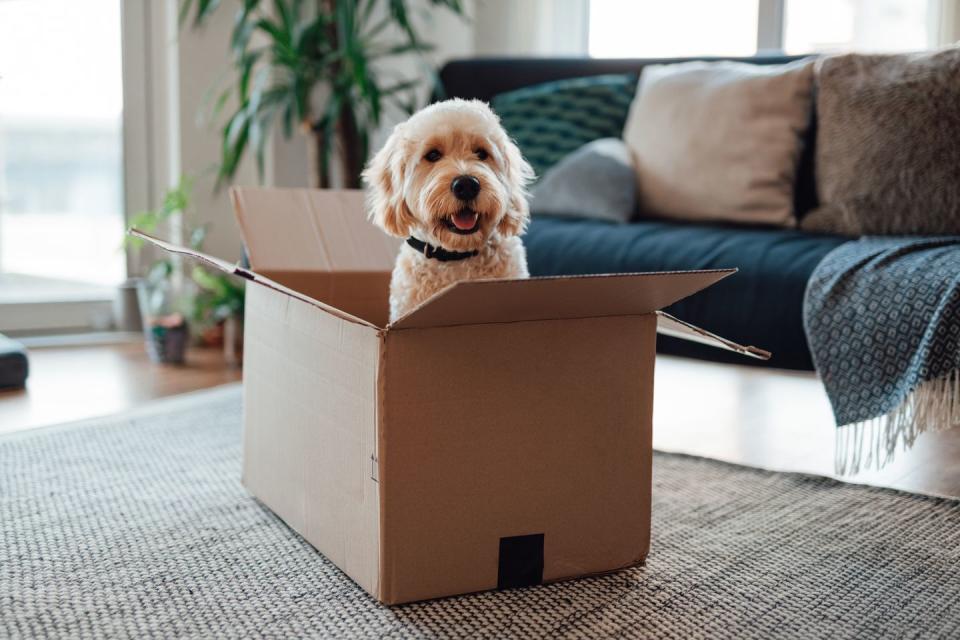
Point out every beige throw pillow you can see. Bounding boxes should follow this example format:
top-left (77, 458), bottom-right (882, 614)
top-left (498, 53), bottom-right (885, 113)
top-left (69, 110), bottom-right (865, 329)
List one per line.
top-left (623, 59), bottom-right (815, 227)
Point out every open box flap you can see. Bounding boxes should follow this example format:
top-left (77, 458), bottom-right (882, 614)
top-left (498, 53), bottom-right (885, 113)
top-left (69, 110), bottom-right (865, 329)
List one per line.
top-left (128, 229), bottom-right (380, 330)
top-left (389, 269), bottom-right (736, 330)
top-left (656, 311), bottom-right (771, 360)
top-left (230, 187), bottom-right (401, 272)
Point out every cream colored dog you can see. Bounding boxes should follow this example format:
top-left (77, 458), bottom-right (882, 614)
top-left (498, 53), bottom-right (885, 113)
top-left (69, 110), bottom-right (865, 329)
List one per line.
top-left (363, 99), bottom-right (535, 322)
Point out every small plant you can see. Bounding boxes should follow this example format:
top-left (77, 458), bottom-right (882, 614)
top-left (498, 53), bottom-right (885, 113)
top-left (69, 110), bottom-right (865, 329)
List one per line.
top-left (190, 250), bottom-right (245, 337)
top-left (126, 176), bottom-right (245, 354)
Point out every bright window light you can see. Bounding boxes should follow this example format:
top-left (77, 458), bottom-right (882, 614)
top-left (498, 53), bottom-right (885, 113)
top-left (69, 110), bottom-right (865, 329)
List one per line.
top-left (0, 0), bottom-right (125, 289)
top-left (783, 0), bottom-right (935, 53)
top-left (588, 0), bottom-right (759, 58)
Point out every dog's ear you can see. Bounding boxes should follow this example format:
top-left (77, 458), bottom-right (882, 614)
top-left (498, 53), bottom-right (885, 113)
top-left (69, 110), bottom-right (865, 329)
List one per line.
top-left (363, 125), bottom-right (416, 238)
top-left (497, 136), bottom-right (535, 237)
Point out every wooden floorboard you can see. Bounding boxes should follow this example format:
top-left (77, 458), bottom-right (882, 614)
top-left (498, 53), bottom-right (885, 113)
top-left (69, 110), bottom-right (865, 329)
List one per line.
top-left (0, 342), bottom-right (242, 434)
top-left (1, 344), bottom-right (957, 498)
top-left (653, 357), bottom-right (960, 498)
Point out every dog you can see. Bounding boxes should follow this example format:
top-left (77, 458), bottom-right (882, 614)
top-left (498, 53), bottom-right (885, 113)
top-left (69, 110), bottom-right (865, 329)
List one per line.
top-left (363, 99), bottom-right (535, 322)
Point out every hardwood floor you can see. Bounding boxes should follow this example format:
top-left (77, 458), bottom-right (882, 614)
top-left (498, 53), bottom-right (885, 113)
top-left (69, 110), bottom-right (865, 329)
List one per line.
top-left (0, 341), bottom-right (241, 434)
top-left (653, 357), bottom-right (960, 498)
top-left (1, 343), bottom-right (958, 498)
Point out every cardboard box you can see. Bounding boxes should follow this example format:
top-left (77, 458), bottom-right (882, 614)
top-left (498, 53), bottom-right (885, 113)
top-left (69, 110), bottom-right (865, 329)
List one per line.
top-left (133, 187), bottom-right (769, 605)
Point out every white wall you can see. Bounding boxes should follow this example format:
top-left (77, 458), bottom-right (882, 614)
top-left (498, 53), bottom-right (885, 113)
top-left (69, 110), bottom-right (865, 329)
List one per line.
top-left (175, 3), bottom-right (258, 263)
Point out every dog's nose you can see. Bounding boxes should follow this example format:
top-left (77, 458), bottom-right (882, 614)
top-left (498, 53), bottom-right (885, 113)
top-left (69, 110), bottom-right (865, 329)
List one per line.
top-left (451, 175), bottom-right (480, 201)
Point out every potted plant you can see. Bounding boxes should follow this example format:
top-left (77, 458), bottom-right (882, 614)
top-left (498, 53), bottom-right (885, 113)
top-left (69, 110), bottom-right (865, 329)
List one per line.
top-left (190, 237), bottom-right (246, 366)
top-left (181, 0), bottom-right (465, 188)
top-left (126, 176), bottom-right (245, 364)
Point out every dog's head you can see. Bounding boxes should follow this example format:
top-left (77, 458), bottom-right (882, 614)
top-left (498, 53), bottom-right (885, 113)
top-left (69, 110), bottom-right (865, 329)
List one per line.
top-left (363, 99), bottom-right (535, 252)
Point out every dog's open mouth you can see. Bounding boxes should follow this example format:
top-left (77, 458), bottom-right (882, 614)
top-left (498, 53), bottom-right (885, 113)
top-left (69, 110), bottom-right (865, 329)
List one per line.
top-left (443, 209), bottom-right (480, 235)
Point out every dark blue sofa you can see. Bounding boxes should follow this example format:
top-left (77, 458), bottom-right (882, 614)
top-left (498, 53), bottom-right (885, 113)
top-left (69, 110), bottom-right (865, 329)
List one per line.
top-left (439, 56), bottom-right (847, 371)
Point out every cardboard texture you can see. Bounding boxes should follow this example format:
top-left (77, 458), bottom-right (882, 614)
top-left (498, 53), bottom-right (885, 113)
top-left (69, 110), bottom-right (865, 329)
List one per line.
top-left (379, 315), bottom-right (655, 603)
top-left (132, 187), bottom-right (769, 605)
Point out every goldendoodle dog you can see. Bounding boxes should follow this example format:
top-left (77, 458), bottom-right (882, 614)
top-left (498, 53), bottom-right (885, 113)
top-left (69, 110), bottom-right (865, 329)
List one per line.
top-left (363, 99), bottom-right (535, 322)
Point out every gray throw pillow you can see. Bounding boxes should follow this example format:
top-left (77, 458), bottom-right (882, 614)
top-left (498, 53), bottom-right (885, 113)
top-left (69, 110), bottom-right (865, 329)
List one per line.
top-left (801, 48), bottom-right (960, 236)
top-left (529, 138), bottom-right (637, 223)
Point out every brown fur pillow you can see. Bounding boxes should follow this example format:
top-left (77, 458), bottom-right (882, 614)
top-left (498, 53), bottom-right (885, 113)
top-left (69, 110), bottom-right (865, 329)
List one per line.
top-left (802, 48), bottom-right (960, 236)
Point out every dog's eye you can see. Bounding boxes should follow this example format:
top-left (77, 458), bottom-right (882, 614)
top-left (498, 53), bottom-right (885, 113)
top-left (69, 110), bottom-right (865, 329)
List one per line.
top-left (475, 148), bottom-right (489, 160)
top-left (424, 149), bottom-right (442, 162)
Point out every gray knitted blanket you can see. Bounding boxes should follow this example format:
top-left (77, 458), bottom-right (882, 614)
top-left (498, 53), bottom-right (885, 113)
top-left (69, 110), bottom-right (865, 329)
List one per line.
top-left (804, 236), bottom-right (960, 473)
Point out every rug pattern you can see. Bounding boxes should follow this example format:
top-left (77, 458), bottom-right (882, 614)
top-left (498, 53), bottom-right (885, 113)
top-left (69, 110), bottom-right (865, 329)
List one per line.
top-left (2, 386), bottom-right (960, 639)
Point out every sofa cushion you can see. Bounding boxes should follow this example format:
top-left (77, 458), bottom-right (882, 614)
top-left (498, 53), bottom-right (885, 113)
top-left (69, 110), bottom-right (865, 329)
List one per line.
top-left (802, 48), bottom-right (960, 236)
top-left (491, 74), bottom-right (637, 177)
top-left (623, 59), bottom-right (815, 228)
top-left (439, 56), bottom-right (820, 218)
top-left (529, 138), bottom-right (637, 223)
top-left (524, 216), bottom-right (846, 370)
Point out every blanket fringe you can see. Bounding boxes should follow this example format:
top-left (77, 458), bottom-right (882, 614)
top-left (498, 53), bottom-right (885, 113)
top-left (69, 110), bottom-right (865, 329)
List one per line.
top-left (834, 370), bottom-right (960, 475)
top-left (836, 370), bottom-right (960, 475)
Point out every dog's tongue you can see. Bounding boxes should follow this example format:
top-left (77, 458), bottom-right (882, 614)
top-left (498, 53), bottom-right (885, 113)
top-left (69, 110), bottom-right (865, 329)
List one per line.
top-left (452, 210), bottom-right (478, 230)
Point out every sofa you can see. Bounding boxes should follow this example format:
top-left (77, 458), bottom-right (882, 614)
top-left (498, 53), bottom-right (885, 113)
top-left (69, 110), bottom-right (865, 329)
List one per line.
top-left (439, 55), bottom-right (847, 371)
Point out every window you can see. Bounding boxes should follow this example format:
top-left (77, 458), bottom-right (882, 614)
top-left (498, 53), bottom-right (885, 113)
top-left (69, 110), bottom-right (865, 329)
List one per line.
top-left (783, 0), bottom-right (937, 53)
top-left (0, 0), bottom-right (125, 328)
top-left (588, 0), bottom-right (945, 57)
top-left (589, 0), bottom-right (760, 58)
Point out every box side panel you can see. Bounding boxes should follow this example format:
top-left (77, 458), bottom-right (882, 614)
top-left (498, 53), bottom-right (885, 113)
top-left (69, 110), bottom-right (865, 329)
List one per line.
top-left (259, 270), bottom-right (391, 329)
top-left (390, 270), bottom-right (734, 330)
top-left (378, 315), bottom-right (655, 604)
top-left (242, 284), bottom-right (381, 595)
top-left (231, 187), bottom-right (401, 272)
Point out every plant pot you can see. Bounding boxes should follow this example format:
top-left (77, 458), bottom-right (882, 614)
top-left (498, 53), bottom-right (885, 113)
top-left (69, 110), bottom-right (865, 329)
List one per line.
top-left (143, 318), bottom-right (189, 364)
top-left (223, 316), bottom-right (244, 367)
top-left (136, 279), bottom-right (189, 365)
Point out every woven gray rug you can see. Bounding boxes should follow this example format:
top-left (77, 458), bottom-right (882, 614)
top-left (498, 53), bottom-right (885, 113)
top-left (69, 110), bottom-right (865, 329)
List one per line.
top-left (3, 385), bottom-right (960, 639)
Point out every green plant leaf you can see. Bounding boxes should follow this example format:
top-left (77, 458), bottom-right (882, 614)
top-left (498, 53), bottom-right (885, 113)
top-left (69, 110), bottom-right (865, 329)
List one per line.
top-left (273, 0), bottom-right (294, 34)
top-left (162, 179), bottom-right (193, 216)
top-left (189, 224), bottom-right (209, 251)
top-left (178, 0), bottom-right (196, 26)
top-left (230, 4), bottom-right (256, 60)
top-left (148, 259), bottom-right (174, 283)
top-left (369, 40), bottom-right (434, 59)
top-left (380, 78), bottom-right (419, 96)
top-left (281, 100), bottom-right (294, 138)
top-left (237, 50), bottom-right (264, 100)
top-left (218, 109), bottom-right (251, 187)
top-left (191, 264), bottom-right (245, 323)
top-left (256, 17), bottom-right (292, 49)
top-left (181, 0), bottom-right (224, 27)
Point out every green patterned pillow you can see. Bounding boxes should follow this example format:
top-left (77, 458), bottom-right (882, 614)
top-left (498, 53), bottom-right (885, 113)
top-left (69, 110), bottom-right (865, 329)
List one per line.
top-left (492, 74), bottom-right (638, 179)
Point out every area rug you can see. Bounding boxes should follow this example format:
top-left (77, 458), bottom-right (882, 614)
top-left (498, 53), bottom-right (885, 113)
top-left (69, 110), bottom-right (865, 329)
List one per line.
top-left (3, 385), bottom-right (960, 639)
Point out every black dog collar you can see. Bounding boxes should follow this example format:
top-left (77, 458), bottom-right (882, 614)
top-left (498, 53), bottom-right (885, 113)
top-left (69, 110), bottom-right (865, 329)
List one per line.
top-left (406, 236), bottom-right (479, 262)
